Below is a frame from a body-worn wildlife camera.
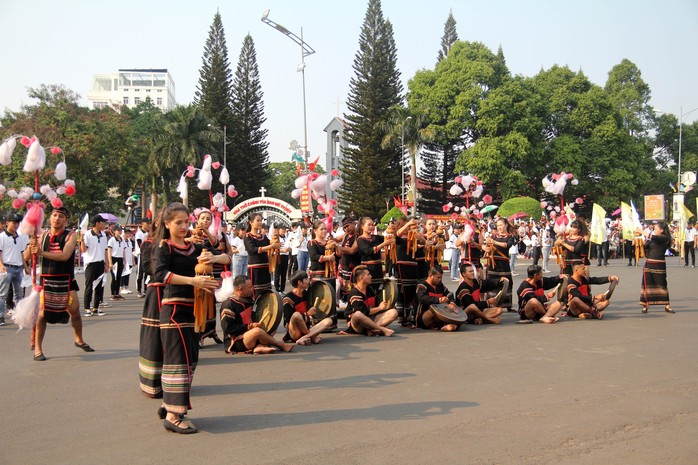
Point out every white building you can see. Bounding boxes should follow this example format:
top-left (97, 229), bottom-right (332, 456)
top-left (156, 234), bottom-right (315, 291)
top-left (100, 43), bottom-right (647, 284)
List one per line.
top-left (87, 68), bottom-right (176, 112)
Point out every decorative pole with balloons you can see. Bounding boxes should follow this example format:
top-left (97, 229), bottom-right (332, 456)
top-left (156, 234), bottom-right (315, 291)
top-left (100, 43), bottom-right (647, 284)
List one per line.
top-left (444, 174), bottom-right (494, 263)
top-left (0, 135), bottom-right (77, 330)
top-left (541, 172), bottom-right (579, 271)
top-left (291, 166), bottom-right (344, 232)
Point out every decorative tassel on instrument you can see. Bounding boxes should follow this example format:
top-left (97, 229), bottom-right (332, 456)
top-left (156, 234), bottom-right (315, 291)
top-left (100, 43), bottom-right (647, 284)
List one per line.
top-left (407, 228), bottom-right (418, 259)
top-left (194, 258), bottom-right (214, 333)
top-left (384, 223), bottom-right (397, 264)
top-left (324, 238), bottom-right (336, 278)
top-left (435, 225), bottom-right (446, 264)
top-left (425, 231), bottom-right (436, 267)
top-left (268, 230), bottom-right (279, 273)
top-left (633, 234), bottom-right (644, 266)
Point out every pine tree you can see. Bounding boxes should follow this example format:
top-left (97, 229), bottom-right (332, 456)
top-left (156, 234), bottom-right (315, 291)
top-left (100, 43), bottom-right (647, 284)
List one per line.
top-left (229, 34), bottom-right (270, 200)
top-left (339, 0), bottom-right (403, 218)
top-left (194, 11), bottom-right (234, 126)
top-left (436, 10), bottom-right (458, 64)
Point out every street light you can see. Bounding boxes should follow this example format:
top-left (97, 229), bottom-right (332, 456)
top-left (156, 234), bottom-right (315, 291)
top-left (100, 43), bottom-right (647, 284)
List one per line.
top-left (208, 123), bottom-right (231, 200)
top-left (261, 9), bottom-right (315, 169)
top-left (400, 116), bottom-right (412, 206)
top-left (678, 106), bottom-right (698, 190)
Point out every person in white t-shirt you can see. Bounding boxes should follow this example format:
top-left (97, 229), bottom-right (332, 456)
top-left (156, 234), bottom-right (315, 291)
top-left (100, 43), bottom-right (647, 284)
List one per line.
top-left (0, 212), bottom-right (29, 325)
top-left (230, 224), bottom-right (248, 278)
top-left (80, 215), bottom-right (110, 316)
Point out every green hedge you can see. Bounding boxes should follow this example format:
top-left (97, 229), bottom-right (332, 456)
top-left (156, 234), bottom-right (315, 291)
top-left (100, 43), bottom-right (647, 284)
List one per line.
top-left (378, 206), bottom-right (407, 230)
top-left (498, 196), bottom-right (542, 220)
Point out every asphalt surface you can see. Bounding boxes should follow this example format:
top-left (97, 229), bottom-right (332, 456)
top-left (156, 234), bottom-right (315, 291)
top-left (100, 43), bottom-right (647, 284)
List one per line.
top-left (1, 257), bottom-right (696, 465)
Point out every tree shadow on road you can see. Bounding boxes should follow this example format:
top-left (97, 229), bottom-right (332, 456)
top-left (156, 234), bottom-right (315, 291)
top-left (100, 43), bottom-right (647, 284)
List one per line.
top-left (194, 400), bottom-right (478, 433)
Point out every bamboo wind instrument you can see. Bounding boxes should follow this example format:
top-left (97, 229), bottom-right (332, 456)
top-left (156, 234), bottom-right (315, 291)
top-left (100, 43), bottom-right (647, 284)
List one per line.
top-left (194, 258), bottom-right (214, 333)
top-left (487, 238), bottom-right (495, 268)
top-left (325, 239), bottom-right (336, 278)
top-left (384, 224), bottom-right (398, 264)
top-left (268, 232), bottom-right (279, 273)
top-left (407, 227), bottom-right (418, 258)
top-left (425, 231), bottom-right (436, 266)
top-left (435, 226), bottom-right (445, 264)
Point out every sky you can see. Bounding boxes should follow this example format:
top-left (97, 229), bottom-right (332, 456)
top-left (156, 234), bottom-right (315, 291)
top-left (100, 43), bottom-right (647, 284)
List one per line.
top-left (1, 0), bottom-right (697, 170)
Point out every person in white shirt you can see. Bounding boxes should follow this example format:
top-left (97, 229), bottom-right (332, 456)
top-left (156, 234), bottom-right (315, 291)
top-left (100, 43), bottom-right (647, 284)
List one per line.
top-left (530, 228), bottom-right (541, 267)
top-left (0, 212), bottom-right (29, 325)
top-left (134, 218), bottom-right (150, 297)
top-left (295, 224), bottom-right (310, 272)
top-left (287, 222), bottom-right (299, 278)
top-left (107, 225), bottom-right (129, 301)
top-left (80, 215), bottom-right (110, 316)
top-left (230, 224), bottom-right (248, 278)
top-left (274, 224), bottom-right (291, 292)
top-left (684, 221), bottom-right (696, 267)
top-left (120, 228), bottom-right (135, 294)
top-left (446, 224), bottom-right (461, 281)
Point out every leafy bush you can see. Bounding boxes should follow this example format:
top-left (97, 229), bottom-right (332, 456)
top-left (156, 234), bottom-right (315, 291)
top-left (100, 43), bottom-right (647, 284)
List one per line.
top-left (498, 196), bottom-right (542, 220)
top-left (378, 206), bottom-right (407, 230)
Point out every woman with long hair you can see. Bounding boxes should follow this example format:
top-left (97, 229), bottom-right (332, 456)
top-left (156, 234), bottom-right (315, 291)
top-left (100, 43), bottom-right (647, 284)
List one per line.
top-left (307, 220), bottom-right (336, 286)
top-left (640, 222), bottom-right (674, 314)
top-left (393, 217), bottom-right (419, 327)
top-left (193, 208), bottom-right (227, 346)
top-left (356, 217), bottom-right (393, 295)
top-left (153, 202), bottom-right (229, 434)
top-left (483, 217), bottom-right (516, 311)
top-left (244, 213), bottom-right (279, 298)
top-left (555, 219), bottom-right (588, 276)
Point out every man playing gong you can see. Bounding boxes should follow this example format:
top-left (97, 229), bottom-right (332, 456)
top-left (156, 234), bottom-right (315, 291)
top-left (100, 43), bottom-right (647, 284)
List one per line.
top-left (415, 266), bottom-right (463, 332)
top-left (341, 266), bottom-right (396, 337)
top-left (220, 275), bottom-right (294, 354)
top-left (282, 271), bottom-right (334, 345)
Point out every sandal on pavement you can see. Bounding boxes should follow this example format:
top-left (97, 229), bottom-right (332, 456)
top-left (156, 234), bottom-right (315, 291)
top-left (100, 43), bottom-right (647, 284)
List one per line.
top-left (665, 306), bottom-right (675, 314)
top-left (163, 419), bottom-right (197, 434)
top-left (34, 353), bottom-right (46, 361)
top-left (641, 306), bottom-right (648, 313)
top-left (75, 342), bottom-right (95, 352)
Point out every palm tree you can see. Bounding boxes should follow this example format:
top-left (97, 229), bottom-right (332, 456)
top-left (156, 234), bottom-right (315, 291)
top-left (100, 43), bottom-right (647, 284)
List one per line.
top-left (380, 106), bottom-right (435, 216)
top-left (150, 105), bottom-right (220, 207)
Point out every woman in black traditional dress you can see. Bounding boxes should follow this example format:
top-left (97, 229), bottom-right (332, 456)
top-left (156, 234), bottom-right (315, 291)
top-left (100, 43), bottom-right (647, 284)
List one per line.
top-left (138, 218), bottom-right (165, 398)
top-left (393, 217), bottom-right (419, 326)
top-left (555, 219), bottom-right (588, 275)
top-left (639, 222), bottom-right (674, 314)
top-left (308, 220), bottom-right (337, 286)
top-left (244, 213), bottom-right (279, 298)
top-left (356, 217), bottom-right (393, 295)
top-left (194, 208), bottom-right (227, 346)
top-left (483, 218), bottom-right (516, 311)
top-left (154, 203), bottom-right (229, 434)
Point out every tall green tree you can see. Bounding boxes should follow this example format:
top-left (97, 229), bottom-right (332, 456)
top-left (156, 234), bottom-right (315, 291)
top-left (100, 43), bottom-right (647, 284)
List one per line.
top-left (194, 11), bottom-right (234, 127)
top-left (604, 59), bottom-right (653, 136)
top-left (410, 40), bottom-right (509, 209)
top-left (436, 10), bottom-right (458, 64)
top-left (339, 0), bottom-right (403, 218)
top-left (229, 34), bottom-right (270, 202)
top-left (0, 84), bottom-right (136, 216)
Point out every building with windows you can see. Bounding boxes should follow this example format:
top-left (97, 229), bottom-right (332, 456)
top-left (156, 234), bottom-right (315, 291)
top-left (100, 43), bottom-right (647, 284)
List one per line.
top-left (87, 69), bottom-right (176, 112)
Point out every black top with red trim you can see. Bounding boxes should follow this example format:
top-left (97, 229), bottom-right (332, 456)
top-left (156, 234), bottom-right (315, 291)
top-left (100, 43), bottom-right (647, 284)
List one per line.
top-left (308, 239), bottom-right (335, 273)
top-left (456, 277), bottom-right (500, 310)
top-left (567, 275), bottom-right (610, 306)
top-left (516, 276), bottom-right (562, 309)
top-left (346, 286), bottom-right (377, 318)
top-left (220, 294), bottom-right (254, 338)
top-left (339, 233), bottom-right (361, 269)
top-left (415, 280), bottom-right (450, 313)
top-left (153, 240), bottom-right (203, 302)
top-left (39, 228), bottom-right (75, 278)
top-left (282, 290), bottom-right (310, 326)
top-left (244, 233), bottom-right (270, 265)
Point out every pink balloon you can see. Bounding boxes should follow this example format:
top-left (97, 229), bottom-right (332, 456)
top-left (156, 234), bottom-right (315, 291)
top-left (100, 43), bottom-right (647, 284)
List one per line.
top-left (540, 201), bottom-right (547, 208)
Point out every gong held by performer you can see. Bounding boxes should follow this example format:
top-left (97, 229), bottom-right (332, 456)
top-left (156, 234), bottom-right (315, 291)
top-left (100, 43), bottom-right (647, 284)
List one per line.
top-left (415, 266), bottom-right (464, 332)
top-left (244, 213), bottom-right (279, 298)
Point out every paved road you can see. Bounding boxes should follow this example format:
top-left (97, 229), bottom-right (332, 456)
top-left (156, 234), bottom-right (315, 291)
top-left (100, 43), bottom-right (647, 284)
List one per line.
top-left (1, 258), bottom-right (696, 465)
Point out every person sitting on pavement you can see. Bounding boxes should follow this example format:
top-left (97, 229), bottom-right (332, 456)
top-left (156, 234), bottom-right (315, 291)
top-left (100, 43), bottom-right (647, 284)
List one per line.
top-left (415, 266), bottom-right (462, 332)
top-left (340, 265), bottom-right (396, 337)
top-left (282, 271), bottom-right (334, 345)
top-left (516, 265), bottom-right (565, 324)
top-left (455, 262), bottom-right (505, 325)
top-left (566, 264), bottom-right (619, 320)
top-left (220, 275), bottom-right (294, 354)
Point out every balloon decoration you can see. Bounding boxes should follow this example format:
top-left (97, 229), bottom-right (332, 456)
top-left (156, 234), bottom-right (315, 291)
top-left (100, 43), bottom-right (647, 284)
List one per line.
top-left (291, 166), bottom-right (344, 230)
top-left (0, 134), bottom-right (76, 330)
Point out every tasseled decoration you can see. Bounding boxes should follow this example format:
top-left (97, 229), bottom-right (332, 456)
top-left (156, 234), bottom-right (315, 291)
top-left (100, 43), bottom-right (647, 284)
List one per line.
top-left (310, 174), bottom-right (327, 196)
top-left (197, 155), bottom-right (213, 190)
top-left (19, 201), bottom-right (45, 236)
top-left (219, 167), bottom-right (229, 185)
top-left (176, 174), bottom-right (188, 203)
top-left (552, 173), bottom-right (568, 196)
top-left (23, 138), bottom-right (46, 173)
top-left (291, 188), bottom-right (302, 199)
top-left (12, 285), bottom-right (42, 331)
top-left (0, 137), bottom-right (16, 165)
top-left (450, 184), bottom-right (463, 196)
top-left (329, 179), bottom-right (343, 191)
top-left (54, 161), bottom-right (67, 180)
top-left (193, 259), bottom-right (214, 333)
top-left (463, 223), bottom-right (474, 243)
top-left (215, 271), bottom-right (234, 302)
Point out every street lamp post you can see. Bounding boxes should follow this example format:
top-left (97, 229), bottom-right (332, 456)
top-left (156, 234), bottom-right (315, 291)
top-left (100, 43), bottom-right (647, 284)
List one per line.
top-left (678, 106), bottom-right (698, 189)
top-left (261, 9), bottom-right (315, 169)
